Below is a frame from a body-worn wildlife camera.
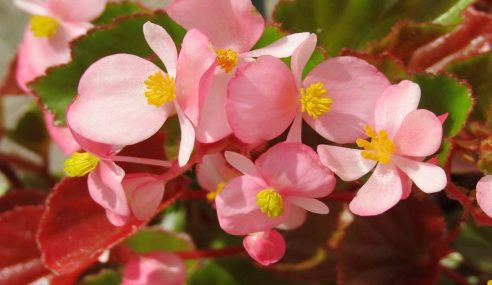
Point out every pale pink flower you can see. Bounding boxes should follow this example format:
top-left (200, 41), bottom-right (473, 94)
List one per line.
top-left (318, 80), bottom-right (447, 216)
top-left (477, 175), bottom-right (492, 218)
top-left (167, 0), bottom-right (310, 143)
top-left (121, 252), bottom-right (186, 285)
top-left (66, 22), bottom-right (216, 167)
top-left (227, 34), bottom-right (391, 145)
top-left (196, 152), bottom-right (240, 200)
top-left (44, 112), bottom-right (79, 155)
top-left (243, 229), bottom-right (286, 266)
top-left (216, 142), bottom-right (335, 235)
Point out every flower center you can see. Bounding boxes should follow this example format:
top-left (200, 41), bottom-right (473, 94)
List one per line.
top-left (300, 82), bottom-right (332, 119)
top-left (356, 125), bottom-right (395, 164)
top-left (216, 48), bottom-right (238, 73)
top-left (30, 15), bottom-right (59, 38)
top-left (256, 188), bottom-right (284, 218)
top-left (64, 152), bottom-right (100, 177)
top-left (207, 182), bottom-right (226, 201)
top-left (144, 71), bottom-right (176, 107)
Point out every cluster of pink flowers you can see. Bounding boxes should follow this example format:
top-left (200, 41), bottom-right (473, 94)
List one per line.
top-left (21, 0), bottom-right (492, 282)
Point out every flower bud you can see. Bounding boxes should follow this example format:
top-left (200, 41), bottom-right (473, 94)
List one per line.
top-left (121, 252), bottom-right (186, 285)
top-left (243, 229), bottom-right (286, 266)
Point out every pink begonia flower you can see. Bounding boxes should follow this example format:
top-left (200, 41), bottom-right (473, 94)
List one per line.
top-left (66, 22), bottom-right (216, 167)
top-left (121, 252), bottom-right (186, 285)
top-left (196, 152), bottom-right (240, 200)
top-left (216, 142), bottom-right (335, 235)
top-left (167, 0), bottom-right (310, 143)
top-left (317, 80), bottom-right (447, 216)
top-left (227, 34), bottom-right (390, 145)
top-left (14, 0), bottom-right (106, 154)
top-left (477, 175), bottom-right (492, 218)
top-left (243, 229), bottom-right (286, 266)
top-left (64, 132), bottom-right (168, 226)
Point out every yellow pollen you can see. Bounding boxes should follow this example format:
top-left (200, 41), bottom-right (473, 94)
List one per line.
top-left (30, 15), bottom-right (59, 38)
top-left (256, 188), bottom-right (284, 218)
top-left (356, 125), bottom-right (395, 164)
top-left (216, 48), bottom-right (238, 73)
top-left (207, 182), bottom-right (226, 201)
top-left (300, 82), bottom-right (332, 119)
top-left (144, 71), bottom-right (176, 107)
top-left (64, 152), bottom-right (100, 177)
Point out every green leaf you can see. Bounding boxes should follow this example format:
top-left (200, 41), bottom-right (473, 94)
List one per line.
top-left (78, 269), bottom-right (121, 285)
top-left (30, 12), bottom-right (186, 125)
top-left (413, 74), bottom-right (471, 165)
top-left (253, 26), bottom-right (284, 50)
top-left (125, 228), bottom-right (194, 253)
top-left (274, 0), bottom-right (472, 55)
top-left (6, 104), bottom-right (48, 155)
top-left (446, 52), bottom-right (492, 127)
top-left (433, 0), bottom-right (475, 26)
top-left (187, 262), bottom-right (238, 285)
top-left (454, 222), bottom-right (492, 274)
top-left (92, 2), bottom-right (145, 25)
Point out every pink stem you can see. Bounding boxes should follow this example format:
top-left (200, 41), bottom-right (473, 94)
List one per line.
top-left (112, 155), bottom-right (173, 167)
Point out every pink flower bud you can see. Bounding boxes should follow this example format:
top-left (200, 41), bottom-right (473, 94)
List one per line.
top-left (243, 230), bottom-right (286, 266)
top-left (121, 252), bottom-right (186, 285)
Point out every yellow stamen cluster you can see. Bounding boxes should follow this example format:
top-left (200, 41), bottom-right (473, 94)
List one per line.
top-left (356, 125), bottom-right (395, 164)
top-left (64, 152), bottom-right (100, 177)
top-left (207, 182), bottom-right (226, 201)
top-left (144, 71), bottom-right (176, 107)
top-left (256, 188), bottom-right (284, 218)
top-left (216, 48), bottom-right (238, 73)
top-left (30, 15), bottom-right (59, 38)
top-left (300, 82), bottom-right (332, 119)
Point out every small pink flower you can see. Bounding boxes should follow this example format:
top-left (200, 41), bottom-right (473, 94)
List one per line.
top-left (243, 229), bottom-right (286, 266)
top-left (44, 111), bottom-right (80, 155)
top-left (167, 0), bottom-right (310, 143)
top-left (15, 0), bottom-right (107, 92)
top-left (216, 142), bottom-right (335, 235)
top-left (227, 34), bottom-right (390, 145)
top-left (66, 22), bottom-right (216, 166)
top-left (122, 252), bottom-right (186, 285)
top-left (477, 175), bottom-right (492, 218)
top-left (196, 153), bottom-right (240, 200)
top-left (318, 80), bottom-right (447, 216)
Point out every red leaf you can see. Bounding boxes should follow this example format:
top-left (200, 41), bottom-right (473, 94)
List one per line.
top-left (337, 197), bottom-right (448, 285)
top-left (38, 176), bottom-right (182, 275)
top-left (117, 132), bottom-right (167, 174)
top-left (0, 56), bottom-right (23, 96)
top-left (0, 189), bottom-right (47, 213)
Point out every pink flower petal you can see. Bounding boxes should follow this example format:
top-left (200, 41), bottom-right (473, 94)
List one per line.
top-left (276, 205), bottom-right (307, 230)
top-left (399, 168), bottom-right (413, 200)
top-left (349, 163), bottom-right (403, 216)
top-left (286, 111), bottom-right (302, 143)
top-left (392, 155), bottom-right (447, 193)
top-left (244, 32), bottom-right (310, 59)
top-left (68, 54), bottom-right (173, 147)
top-left (87, 160), bottom-right (130, 222)
top-left (216, 176), bottom-right (291, 235)
top-left (175, 102), bottom-right (195, 167)
top-left (143, 22), bottom-right (178, 77)
top-left (393, 109), bottom-right (443, 157)
top-left (196, 153), bottom-right (240, 192)
top-left (14, 0), bottom-right (47, 15)
top-left (303, 56), bottom-right (390, 143)
top-left (243, 230), bottom-right (286, 266)
top-left (123, 174), bottom-right (165, 220)
top-left (287, 196), bottom-right (329, 214)
top-left (70, 129), bottom-right (121, 159)
top-left (195, 72), bottom-right (233, 143)
top-left (16, 24), bottom-right (88, 92)
top-left (105, 210), bottom-right (129, 227)
top-left (175, 29), bottom-right (216, 127)
top-left (477, 175), bottom-right (492, 218)
top-left (317, 145), bottom-right (377, 181)
top-left (256, 142), bottom-right (335, 198)
top-left (227, 56), bottom-right (298, 144)
top-left (46, 0), bottom-right (106, 22)
top-left (44, 111), bottom-right (80, 155)
top-left (122, 252), bottom-right (186, 285)
top-left (166, 0), bottom-right (264, 52)
top-left (291, 34), bottom-right (317, 88)
top-left (375, 80), bottom-right (421, 138)
top-left (224, 151), bottom-right (262, 180)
